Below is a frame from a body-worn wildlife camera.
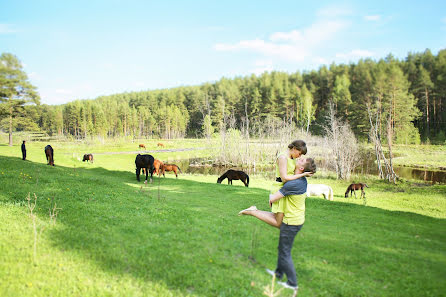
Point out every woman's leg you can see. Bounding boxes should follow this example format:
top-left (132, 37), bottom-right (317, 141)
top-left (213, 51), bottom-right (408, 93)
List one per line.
top-left (239, 207), bottom-right (284, 228)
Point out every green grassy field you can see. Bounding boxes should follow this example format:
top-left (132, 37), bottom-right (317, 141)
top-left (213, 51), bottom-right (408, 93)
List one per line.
top-left (370, 144), bottom-right (446, 170)
top-left (1, 142), bottom-right (445, 297)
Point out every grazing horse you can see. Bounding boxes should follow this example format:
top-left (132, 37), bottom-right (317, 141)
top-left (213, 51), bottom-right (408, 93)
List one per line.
top-left (82, 154), bottom-right (94, 163)
top-left (135, 154), bottom-right (155, 183)
top-left (157, 142), bottom-right (164, 148)
top-left (139, 144), bottom-right (146, 149)
top-left (217, 169), bottom-right (249, 187)
top-left (306, 184), bottom-right (334, 201)
top-left (163, 163), bottom-right (182, 178)
top-left (153, 159), bottom-right (165, 177)
top-left (345, 183), bottom-right (369, 199)
top-left (44, 145), bottom-right (54, 166)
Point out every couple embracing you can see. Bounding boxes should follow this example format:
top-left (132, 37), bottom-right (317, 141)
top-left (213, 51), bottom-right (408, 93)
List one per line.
top-left (239, 140), bottom-right (316, 293)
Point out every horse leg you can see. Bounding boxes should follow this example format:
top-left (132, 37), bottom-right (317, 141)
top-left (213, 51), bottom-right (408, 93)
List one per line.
top-left (136, 167), bottom-right (141, 181)
top-left (144, 167), bottom-right (149, 184)
top-left (149, 168), bottom-right (154, 183)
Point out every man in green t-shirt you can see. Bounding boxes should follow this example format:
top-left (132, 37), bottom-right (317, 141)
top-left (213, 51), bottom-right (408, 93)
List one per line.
top-left (239, 157), bottom-right (317, 292)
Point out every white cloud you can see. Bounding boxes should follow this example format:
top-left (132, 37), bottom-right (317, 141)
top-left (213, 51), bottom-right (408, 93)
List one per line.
top-left (364, 15), bottom-right (381, 21)
top-left (55, 89), bottom-right (73, 95)
top-left (251, 60), bottom-right (274, 75)
top-left (133, 81), bottom-right (146, 88)
top-left (214, 20), bottom-right (348, 62)
top-left (336, 49), bottom-right (375, 60)
top-left (0, 24), bottom-right (16, 34)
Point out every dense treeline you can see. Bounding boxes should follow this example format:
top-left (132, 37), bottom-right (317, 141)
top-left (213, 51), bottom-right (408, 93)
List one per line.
top-left (3, 49), bottom-right (446, 143)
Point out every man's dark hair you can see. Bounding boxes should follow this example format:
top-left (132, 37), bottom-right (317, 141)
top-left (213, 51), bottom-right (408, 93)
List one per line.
top-left (288, 140), bottom-right (307, 155)
top-left (303, 158), bottom-right (316, 173)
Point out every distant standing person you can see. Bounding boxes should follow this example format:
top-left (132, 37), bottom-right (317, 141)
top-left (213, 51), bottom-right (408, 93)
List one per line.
top-left (21, 140), bottom-right (26, 160)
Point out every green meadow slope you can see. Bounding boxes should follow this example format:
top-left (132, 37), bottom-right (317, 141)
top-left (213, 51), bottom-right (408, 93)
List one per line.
top-left (0, 143), bottom-right (445, 297)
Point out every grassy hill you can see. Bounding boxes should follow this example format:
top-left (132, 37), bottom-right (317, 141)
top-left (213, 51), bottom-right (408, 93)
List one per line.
top-left (0, 142), bottom-right (445, 296)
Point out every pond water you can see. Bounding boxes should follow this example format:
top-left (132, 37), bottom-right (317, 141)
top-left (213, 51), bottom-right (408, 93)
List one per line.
top-left (168, 157), bottom-right (446, 185)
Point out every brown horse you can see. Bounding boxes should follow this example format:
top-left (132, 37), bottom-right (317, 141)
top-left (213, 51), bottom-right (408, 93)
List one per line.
top-left (163, 164), bottom-right (182, 178)
top-left (44, 145), bottom-right (54, 166)
top-left (139, 144), bottom-right (146, 149)
top-left (345, 183), bottom-right (369, 199)
top-left (157, 142), bottom-right (164, 148)
top-left (82, 154), bottom-right (94, 163)
top-left (153, 159), bottom-right (165, 177)
top-left (217, 169), bottom-right (249, 187)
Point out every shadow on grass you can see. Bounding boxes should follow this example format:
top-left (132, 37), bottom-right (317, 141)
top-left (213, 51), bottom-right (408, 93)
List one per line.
top-left (1, 155), bottom-right (446, 296)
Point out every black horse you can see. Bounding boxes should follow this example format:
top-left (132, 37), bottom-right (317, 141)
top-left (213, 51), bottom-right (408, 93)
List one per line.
top-left (217, 169), bottom-right (249, 187)
top-left (44, 145), bottom-right (54, 166)
top-left (82, 154), bottom-right (94, 163)
top-left (135, 154), bottom-right (155, 183)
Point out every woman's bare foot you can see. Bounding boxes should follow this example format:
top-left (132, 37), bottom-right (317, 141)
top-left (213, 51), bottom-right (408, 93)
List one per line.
top-left (238, 205), bottom-right (258, 216)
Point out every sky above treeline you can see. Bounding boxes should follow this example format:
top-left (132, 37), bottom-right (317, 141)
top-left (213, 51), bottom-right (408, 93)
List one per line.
top-left (1, 0), bottom-right (445, 105)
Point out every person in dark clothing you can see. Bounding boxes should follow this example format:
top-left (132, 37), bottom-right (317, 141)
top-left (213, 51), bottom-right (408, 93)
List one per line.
top-left (21, 140), bottom-right (26, 160)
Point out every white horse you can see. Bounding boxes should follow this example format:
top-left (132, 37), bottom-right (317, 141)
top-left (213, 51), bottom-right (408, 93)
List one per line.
top-left (306, 184), bottom-right (334, 201)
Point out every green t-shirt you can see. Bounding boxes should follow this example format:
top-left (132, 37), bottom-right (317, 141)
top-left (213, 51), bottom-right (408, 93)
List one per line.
top-left (271, 151), bottom-right (306, 225)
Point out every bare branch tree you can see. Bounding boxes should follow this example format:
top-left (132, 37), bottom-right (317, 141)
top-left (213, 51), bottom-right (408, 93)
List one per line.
top-left (323, 102), bottom-right (360, 180)
top-left (367, 103), bottom-right (398, 183)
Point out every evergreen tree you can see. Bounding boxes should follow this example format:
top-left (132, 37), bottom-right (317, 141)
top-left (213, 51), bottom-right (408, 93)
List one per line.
top-left (0, 53), bottom-right (40, 145)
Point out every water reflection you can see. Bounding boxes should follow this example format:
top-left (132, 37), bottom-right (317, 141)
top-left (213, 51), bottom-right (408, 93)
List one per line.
top-left (170, 158), bottom-right (446, 184)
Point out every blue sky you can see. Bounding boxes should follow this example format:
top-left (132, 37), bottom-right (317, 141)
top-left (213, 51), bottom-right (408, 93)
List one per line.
top-left (1, 0), bottom-right (445, 105)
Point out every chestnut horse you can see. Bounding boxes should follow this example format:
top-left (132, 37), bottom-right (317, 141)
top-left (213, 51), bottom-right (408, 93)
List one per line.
top-left (139, 144), bottom-right (146, 149)
top-left (153, 159), bottom-right (165, 177)
top-left (217, 169), bottom-right (249, 187)
top-left (157, 143), bottom-right (164, 148)
top-left (44, 145), bottom-right (54, 166)
top-left (345, 183), bottom-right (369, 199)
top-left (82, 154), bottom-right (94, 163)
top-left (163, 164), bottom-right (182, 178)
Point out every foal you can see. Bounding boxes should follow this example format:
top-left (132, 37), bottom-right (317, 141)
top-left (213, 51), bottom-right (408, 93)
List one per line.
top-left (345, 183), bottom-right (369, 199)
top-left (163, 164), bottom-right (182, 178)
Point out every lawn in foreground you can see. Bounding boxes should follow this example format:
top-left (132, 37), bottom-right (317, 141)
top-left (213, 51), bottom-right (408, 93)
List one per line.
top-left (0, 150), bottom-right (445, 296)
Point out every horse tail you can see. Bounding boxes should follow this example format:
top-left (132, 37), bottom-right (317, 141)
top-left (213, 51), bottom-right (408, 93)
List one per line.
top-left (364, 183), bottom-right (369, 188)
top-left (246, 174), bottom-right (249, 186)
top-left (177, 166), bottom-right (182, 173)
top-left (329, 186), bottom-right (334, 200)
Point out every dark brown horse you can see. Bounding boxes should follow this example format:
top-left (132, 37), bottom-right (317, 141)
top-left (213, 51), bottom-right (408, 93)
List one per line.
top-left (82, 154), bottom-right (94, 163)
top-left (163, 164), bottom-right (182, 178)
top-left (217, 169), bottom-right (249, 187)
top-left (135, 154), bottom-right (155, 183)
top-left (345, 183), bottom-right (369, 199)
top-left (44, 145), bottom-right (54, 166)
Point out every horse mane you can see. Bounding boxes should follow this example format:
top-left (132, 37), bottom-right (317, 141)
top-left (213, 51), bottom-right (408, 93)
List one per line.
top-left (345, 185), bottom-right (352, 195)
